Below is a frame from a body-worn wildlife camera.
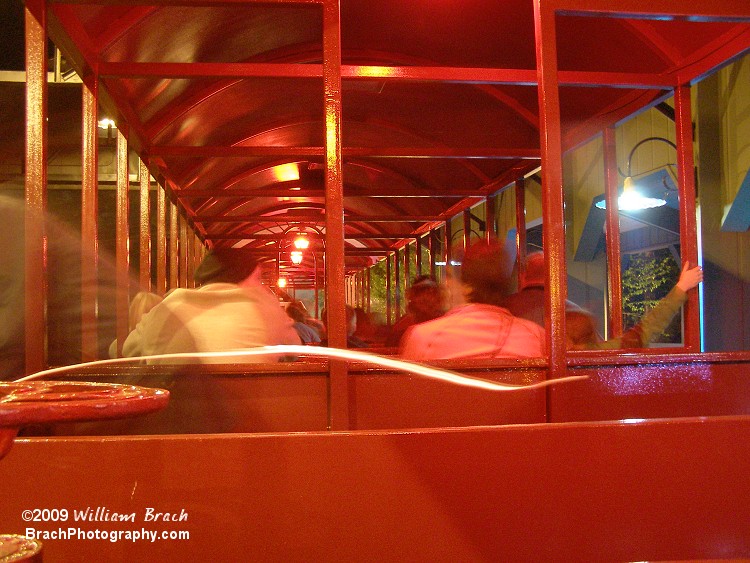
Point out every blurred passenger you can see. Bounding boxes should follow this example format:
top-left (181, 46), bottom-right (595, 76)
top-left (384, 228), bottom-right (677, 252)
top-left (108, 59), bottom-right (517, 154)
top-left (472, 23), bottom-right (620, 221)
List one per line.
top-left (120, 249), bottom-right (300, 363)
top-left (286, 300), bottom-right (321, 344)
top-left (502, 251), bottom-right (600, 339)
top-left (0, 193), bottom-right (121, 379)
top-left (503, 252), bottom-right (703, 349)
top-left (385, 275), bottom-right (446, 348)
top-left (109, 291), bottom-right (164, 358)
top-left (400, 240), bottom-right (544, 360)
top-left (352, 306), bottom-right (379, 345)
top-left (570, 261), bottom-right (703, 350)
top-left (321, 305), bottom-right (367, 348)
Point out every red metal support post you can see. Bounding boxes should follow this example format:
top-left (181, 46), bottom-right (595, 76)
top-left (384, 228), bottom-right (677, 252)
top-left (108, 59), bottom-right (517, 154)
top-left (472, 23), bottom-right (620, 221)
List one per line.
top-left (463, 209), bottom-right (472, 250)
top-left (674, 84), bottom-right (701, 351)
top-left (178, 214), bottom-right (188, 288)
top-left (115, 128), bottom-right (130, 356)
top-left (169, 202), bottom-right (179, 289)
top-left (156, 185), bottom-right (167, 295)
top-left (386, 253), bottom-right (392, 326)
top-left (486, 194), bottom-right (497, 243)
top-left (24, 0), bottom-right (48, 374)
top-left (81, 77), bottom-right (99, 361)
top-left (514, 178), bottom-right (527, 285)
top-left (534, 0), bottom-right (568, 379)
top-left (394, 248), bottom-right (401, 318)
top-left (322, 0), bottom-right (349, 430)
top-left (602, 127), bottom-right (624, 338)
top-left (416, 236), bottom-right (423, 275)
top-left (139, 160), bottom-right (151, 292)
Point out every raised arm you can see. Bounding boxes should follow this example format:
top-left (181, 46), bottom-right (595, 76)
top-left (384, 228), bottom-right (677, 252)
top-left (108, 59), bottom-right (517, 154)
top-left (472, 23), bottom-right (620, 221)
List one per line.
top-left (675, 262), bottom-right (703, 293)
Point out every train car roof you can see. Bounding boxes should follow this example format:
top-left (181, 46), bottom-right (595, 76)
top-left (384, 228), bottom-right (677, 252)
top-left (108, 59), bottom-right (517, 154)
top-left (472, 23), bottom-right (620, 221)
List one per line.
top-left (29, 1), bottom-right (750, 274)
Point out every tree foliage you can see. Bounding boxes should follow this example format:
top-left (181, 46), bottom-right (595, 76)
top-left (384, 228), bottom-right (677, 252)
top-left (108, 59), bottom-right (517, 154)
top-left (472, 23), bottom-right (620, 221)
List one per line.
top-left (621, 249), bottom-right (681, 342)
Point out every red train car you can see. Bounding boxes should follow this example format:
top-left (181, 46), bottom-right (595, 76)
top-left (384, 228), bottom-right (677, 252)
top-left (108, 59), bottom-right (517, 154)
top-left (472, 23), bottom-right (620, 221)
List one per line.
top-left (2, 0), bottom-right (750, 560)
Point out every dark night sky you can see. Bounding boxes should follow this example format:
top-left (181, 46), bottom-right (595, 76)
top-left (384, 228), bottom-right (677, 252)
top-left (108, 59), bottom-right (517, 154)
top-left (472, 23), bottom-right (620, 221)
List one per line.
top-left (1, 1), bottom-right (30, 70)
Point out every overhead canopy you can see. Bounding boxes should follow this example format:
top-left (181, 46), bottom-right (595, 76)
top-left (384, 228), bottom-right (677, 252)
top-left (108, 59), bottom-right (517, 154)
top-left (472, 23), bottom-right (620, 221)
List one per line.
top-left (32, 0), bottom-right (750, 276)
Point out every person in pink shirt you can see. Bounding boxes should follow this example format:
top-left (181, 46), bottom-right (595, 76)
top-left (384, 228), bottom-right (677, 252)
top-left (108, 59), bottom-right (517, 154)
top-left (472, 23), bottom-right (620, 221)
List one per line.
top-left (400, 240), bottom-right (545, 361)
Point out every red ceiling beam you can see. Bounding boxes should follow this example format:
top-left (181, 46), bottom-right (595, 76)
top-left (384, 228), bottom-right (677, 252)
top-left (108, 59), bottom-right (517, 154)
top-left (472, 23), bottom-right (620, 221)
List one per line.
top-left (193, 214), bottom-right (442, 223)
top-left (174, 188), bottom-right (474, 197)
top-left (98, 61), bottom-right (677, 88)
top-left (150, 145), bottom-right (541, 159)
top-left (550, 0), bottom-right (750, 19)
top-left (207, 233), bottom-right (418, 240)
top-left (50, 0), bottom-right (321, 5)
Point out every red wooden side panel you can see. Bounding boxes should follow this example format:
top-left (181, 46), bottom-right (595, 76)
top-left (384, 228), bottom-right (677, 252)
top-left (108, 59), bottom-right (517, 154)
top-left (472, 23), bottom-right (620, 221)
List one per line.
top-left (2, 417), bottom-right (750, 561)
top-left (350, 370), bottom-right (547, 429)
top-left (550, 359), bottom-right (750, 422)
top-left (48, 366), bottom-right (548, 434)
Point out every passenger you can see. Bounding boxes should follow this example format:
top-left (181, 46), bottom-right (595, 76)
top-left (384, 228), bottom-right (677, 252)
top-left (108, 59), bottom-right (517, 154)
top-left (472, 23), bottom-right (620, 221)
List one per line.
top-left (503, 251), bottom-right (703, 349)
top-left (385, 275), bottom-right (446, 348)
top-left (0, 193), bottom-right (121, 378)
top-left (571, 261), bottom-right (703, 350)
top-left (352, 306), bottom-right (379, 345)
top-left (503, 252), bottom-right (587, 330)
top-left (286, 300), bottom-right (321, 344)
top-left (321, 305), bottom-right (368, 348)
top-left (108, 291), bottom-right (164, 358)
top-left (120, 248), bottom-right (301, 363)
top-left (400, 240), bottom-right (545, 360)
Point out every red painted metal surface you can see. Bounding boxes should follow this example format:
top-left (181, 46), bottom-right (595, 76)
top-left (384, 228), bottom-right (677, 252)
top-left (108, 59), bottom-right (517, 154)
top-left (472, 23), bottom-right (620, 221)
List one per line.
top-left (115, 128), bottom-right (130, 356)
top-left (81, 80), bottom-right (99, 361)
top-left (534, 1), bottom-right (567, 378)
top-left (514, 178), bottom-right (526, 281)
top-left (674, 84), bottom-right (701, 351)
top-left (139, 160), bottom-right (152, 292)
top-left (3, 416), bottom-right (750, 561)
top-left (602, 127), bottom-right (624, 339)
top-left (24, 0), bottom-right (47, 376)
top-left (554, 353), bottom-right (750, 422)
top-left (322, 0), bottom-right (349, 429)
top-left (156, 185), bottom-right (167, 295)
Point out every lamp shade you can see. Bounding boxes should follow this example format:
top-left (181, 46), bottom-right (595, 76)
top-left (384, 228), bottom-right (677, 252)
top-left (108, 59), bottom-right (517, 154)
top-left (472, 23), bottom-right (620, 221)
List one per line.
top-left (596, 177), bottom-right (667, 211)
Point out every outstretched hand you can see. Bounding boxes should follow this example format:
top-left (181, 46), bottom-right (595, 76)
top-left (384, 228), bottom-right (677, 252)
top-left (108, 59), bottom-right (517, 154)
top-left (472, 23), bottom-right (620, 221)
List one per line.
top-left (675, 262), bottom-right (703, 293)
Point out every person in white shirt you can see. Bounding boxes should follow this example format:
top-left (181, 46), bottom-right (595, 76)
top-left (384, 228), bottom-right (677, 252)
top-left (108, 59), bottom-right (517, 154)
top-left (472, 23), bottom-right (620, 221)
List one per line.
top-left (121, 249), bottom-right (300, 364)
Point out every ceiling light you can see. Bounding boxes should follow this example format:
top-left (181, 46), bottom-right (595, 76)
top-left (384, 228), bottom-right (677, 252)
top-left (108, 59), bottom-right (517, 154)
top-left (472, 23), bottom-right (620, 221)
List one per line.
top-left (293, 235), bottom-right (310, 250)
top-left (595, 177), bottom-right (667, 211)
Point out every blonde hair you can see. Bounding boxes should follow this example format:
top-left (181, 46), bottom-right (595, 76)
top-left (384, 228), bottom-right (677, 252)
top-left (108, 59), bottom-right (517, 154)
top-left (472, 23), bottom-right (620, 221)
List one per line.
top-left (128, 291), bottom-right (163, 330)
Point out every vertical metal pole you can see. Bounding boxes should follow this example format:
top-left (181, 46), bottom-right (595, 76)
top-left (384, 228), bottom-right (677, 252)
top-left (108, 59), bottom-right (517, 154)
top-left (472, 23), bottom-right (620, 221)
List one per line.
top-left (602, 127), bottom-right (624, 338)
top-left (323, 0), bottom-right (348, 430)
top-left (81, 77), bottom-right (99, 361)
top-left (115, 128), bottom-right (130, 356)
top-left (486, 194), bottom-right (497, 242)
top-left (429, 230), bottom-right (437, 279)
top-left (394, 248), bottom-right (401, 318)
top-left (403, 244), bottom-right (411, 288)
top-left (156, 185), bottom-right (167, 294)
top-left (139, 160), bottom-right (152, 292)
top-left (314, 251), bottom-right (319, 318)
top-left (187, 228), bottom-right (195, 287)
top-left (515, 179), bottom-right (527, 284)
top-left (674, 84), bottom-right (701, 351)
top-left (169, 202), bottom-right (179, 289)
top-left (178, 214), bottom-right (188, 288)
top-left (386, 253), bottom-right (392, 326)
top-left (24, 0), bottom-right (48, 374)
top-left (366, 267), bottom-right (371, 314)
top-left (534, 0), bottom-right (567, 381)
top-left (416, 236), bottom-right (423, 275)
top-left (463, 209), bottom-right (472, 250)
top-left (445, 220), bottom-right (453, 267)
